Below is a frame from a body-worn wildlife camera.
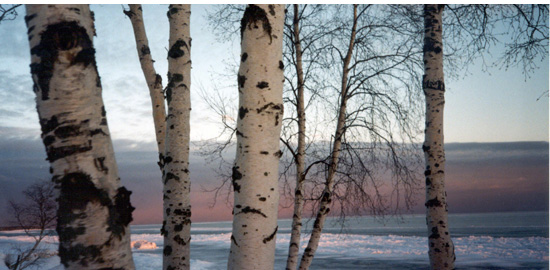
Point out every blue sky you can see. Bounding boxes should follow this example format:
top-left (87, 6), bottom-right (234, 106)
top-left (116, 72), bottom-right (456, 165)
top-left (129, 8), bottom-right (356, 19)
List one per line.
top-left (0, 4), bottom-right (547, 143)
top-left (0, 4), bottom-right (548, 224)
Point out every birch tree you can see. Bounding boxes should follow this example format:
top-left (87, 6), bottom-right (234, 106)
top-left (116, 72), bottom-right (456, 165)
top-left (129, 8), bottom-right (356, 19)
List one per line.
top-left (285, 5), bottom-right (307, 270)
top-left (228, 4), bottom-right (285, 270)
top-left (162, 4), bottom-right (192, 270)
top-left (297, 5), bottom-right (359, 268)
top-left (25, 4), bottom-right (135, 269)
top-left (124, 5), bottom-right (192, 269)
top-left (123, 4), bottom-right (166, 161)
top-left (422, 4), bottom-right (454, 269)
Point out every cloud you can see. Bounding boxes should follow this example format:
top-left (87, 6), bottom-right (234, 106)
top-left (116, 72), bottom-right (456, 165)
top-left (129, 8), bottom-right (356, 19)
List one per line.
top-left (0, 126), bottom-right (547, 224)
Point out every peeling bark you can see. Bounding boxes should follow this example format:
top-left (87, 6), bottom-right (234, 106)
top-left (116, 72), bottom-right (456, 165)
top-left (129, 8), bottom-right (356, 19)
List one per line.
top-left (162, 4), bottom-right (192, 270)
top-left (286, 4), bottom-right (307, 270)
top-left (423, 4), bottom-right (455, 270)
top-left (123, 4), bottom-right (167, 166)
top-left (228, 4), bottom-right (284, 270)
top-left (26, 4), bottom-right (135, 269)
top-left (298, 5), bottom-right (358, 270)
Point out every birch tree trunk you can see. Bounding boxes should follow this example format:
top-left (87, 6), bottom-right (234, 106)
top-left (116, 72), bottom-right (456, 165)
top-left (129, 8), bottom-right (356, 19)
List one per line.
top-left (422, 4), bottom-right (455, 270)
top-left (123, 4), bottom-right (166, 161)
top-left (298, 5), bottom-right (357, 270)
top-left (25, 4), bottom-right (135, 269)
top-left (286, 4), bottom-right (307, 270)
top-left (162, 4), bottom-right (192, 270)
top-left (227, 4), bottom-right (284, 270)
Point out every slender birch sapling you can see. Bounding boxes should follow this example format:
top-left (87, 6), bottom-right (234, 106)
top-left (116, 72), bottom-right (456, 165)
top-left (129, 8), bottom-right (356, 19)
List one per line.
top-left (422, 4), bottom-right (455, 269)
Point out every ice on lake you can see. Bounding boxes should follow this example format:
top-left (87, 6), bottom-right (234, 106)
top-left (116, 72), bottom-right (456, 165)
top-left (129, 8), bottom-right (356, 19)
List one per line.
top-left (0, 211), bottom-right (548, 269)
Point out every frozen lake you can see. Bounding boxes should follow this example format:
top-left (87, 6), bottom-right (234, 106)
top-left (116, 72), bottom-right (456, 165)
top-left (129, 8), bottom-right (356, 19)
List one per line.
top-left (0, 211), bottom-right (548, 269)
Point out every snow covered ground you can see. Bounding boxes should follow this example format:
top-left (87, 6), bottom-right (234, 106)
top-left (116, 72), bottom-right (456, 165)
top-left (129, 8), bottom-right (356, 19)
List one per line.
top-left (0, 212), bottom-right (548, 269)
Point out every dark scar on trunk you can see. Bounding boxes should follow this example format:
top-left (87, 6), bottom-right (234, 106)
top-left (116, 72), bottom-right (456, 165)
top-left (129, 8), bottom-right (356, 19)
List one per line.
top-left (30, 21), bottom-right (98, 101)
top-left (241, 4), bottom-right (273, 44)
top-left (263, 226), bottom-right (278, 243)
top-left (238, 206), bottom-right (267, 218)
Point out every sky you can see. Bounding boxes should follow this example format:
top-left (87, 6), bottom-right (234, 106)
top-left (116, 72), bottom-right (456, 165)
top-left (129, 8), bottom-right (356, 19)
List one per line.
top-left (0, 4), bottom-right (548, 224)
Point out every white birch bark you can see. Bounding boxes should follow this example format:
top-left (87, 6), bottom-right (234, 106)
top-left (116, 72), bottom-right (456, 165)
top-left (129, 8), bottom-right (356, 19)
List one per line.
top-left (162, 4), bottom-right (192, 270)
top-left (25, 4), bottom-right (135, 269)
top-left (228, 4), bottom-right (284, 270)
top-left (286, 4), bottom-right (307, 270)
top-left (422, 4), bottom-right (455, 270)
top-left (124, 4), bottom-right (166, 161)
top-left (298, 5), bottom-right (358, 270)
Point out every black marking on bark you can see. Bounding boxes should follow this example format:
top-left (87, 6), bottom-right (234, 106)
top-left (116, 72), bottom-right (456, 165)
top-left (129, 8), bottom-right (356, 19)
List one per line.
top-left (174, 224), bottom-right (183, 232)
top-left (90, 128), bottom-right (107, 136)
top-left (256, 81), bottom-right (269, 89)
top-left (122, 8), bottom-right (134, 18)
top-left (27, 25), bottom-right (35, 35)
top-left (425, 197), bottom-right (442, 207)
top-left (24, 14), bottom-right (36, 25)
top-left (274, 150), bottom-right (283, 158)
top-left (256, 102), bottom-right (283, 114)
top-left (238, 74), bottom-right (247, 88)
top-left (72, 48), bottom-right (96, 67)
top-left (43, 135), bottom-right (56, 147)
top-left (239, 206), bottom-right (267, 218)
top-left (424, 170), bottom-right (431, 176)
top-left (94, 157), bottom-right (108, 173)
top-left (164, 245), bottom-right (172, 256)
top-left (165, 208), bottom-right (171, 216)
top-left (422, 144), bottom-right (430, 152)
top-left (107, 187), bottom-right (134, 239)
top-left (58, 243), bottom-right (101, 267)
top-left (155, 74), bottom-right (163, 88)
top-left (173, 234), bottom-right (186, 245)
top-left (426, 177), bottom-right (432, 186)
top-left (263, 226), bottom-right (277, 243)
top-left (165, 172), bottom-right (180, 184)
top-left (279, 61), bottom-right (284, 70)
top-left (168, 39), bottom-right (187, 58)
top-left (231, 234), bottom-right (239, 247)
top-left (141, 45), bottom-right (150, 55)
top-left (160, 221), bottom-right (167, 236)
top-left (239, 106), bottom-right (249, 119)
top-left (167, 5), bottom-right (179, 19)
top-left (57, 226), bottom-right (86, 243)
top-left (101, 106), bottom-right (106, 117)
top-left (264, 172), bottom-right (268, 176)
top-left (241, 53), bottom-right (248, 62)
top-left (54, 125), bottom-right (82, 139)
top-left (164, 156), bottom-right (173, 164)
top-left (236, 130), bottom-right (245, 137)
top-left (429, 227), bottom-right (440, 239)
top-left (260, 151), bottom-right (269, 155)
top-left (268, 5), bottom-right (276, 16)
top-left (435, 163), bottom-right (439, 167)
top-left (46, 143), bottom-right (93, 162)
top-left (40, 115), bottom-right (60, 135)
top-left (56, 172), bottom-right (110, 262)
top-left (30, 21), bottom-right (97, 101)
top-left (259, 197), bottom-right (266, 202)
top-left (231, 166), bottom-right (242, 193)
top-left (241, 5), bottom-right (273, 43)
top-left (423, 79), bottom-right (445, 91)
